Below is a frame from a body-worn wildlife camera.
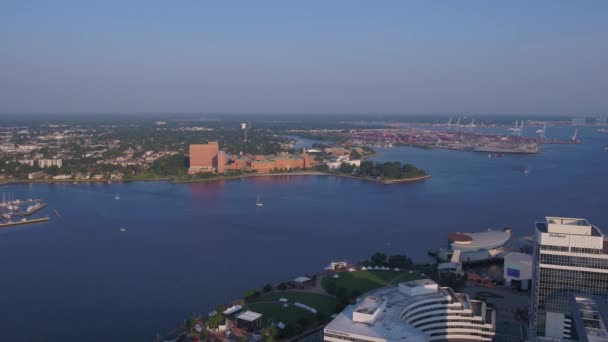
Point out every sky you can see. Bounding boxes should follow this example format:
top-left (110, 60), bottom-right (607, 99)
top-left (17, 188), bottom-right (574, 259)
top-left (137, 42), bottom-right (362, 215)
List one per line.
top-left (1, 1), bottom-right (607, 115)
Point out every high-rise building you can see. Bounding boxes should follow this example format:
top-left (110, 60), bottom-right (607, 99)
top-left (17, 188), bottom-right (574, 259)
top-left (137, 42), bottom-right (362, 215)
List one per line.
top-left (530, 217), bottom-right (608, 340)
top-left (189, 142), bottom-right (219, 174)
top-left (324, 279), bottom-right (495, 342)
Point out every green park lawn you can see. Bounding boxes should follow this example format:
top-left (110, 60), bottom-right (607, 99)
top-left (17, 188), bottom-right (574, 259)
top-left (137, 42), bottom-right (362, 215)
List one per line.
top-left (246, 292), bottom-right (337, 325)
top-left (322, 270), bottom-right (420, 295)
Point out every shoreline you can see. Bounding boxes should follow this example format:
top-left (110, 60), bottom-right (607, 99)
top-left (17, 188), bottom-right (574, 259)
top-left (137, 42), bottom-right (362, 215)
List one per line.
top-left (0, 171), bottom-right (431, 186)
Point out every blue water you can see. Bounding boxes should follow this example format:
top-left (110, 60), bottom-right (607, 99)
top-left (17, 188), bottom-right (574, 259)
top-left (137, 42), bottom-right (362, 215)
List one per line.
top-left (0, 126), bottom-right (606, 341)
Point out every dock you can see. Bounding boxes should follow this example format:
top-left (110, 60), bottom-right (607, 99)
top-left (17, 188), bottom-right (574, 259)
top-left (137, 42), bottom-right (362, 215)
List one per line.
top-left (23, 203), bottom-right (47, 216)
top-left (0, 217), bottom-right (51, 229)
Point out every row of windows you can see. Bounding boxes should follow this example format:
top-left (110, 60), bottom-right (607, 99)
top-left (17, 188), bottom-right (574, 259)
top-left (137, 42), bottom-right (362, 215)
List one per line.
top-left (324, 333), bottom-right (371, 342)
top-left (413, 318), bottom-right (489, 329)
top-left (540, 245), bottom-right (605, 255)
top-left (409, 312), bottom-right (475, 324)
top-left (422, 325), bottom-right (493, 332)
top-left (429, 331), bottom-right (494, 337)
top-left (533, 266), bottom-right (608, 332)
top-left (540, 253), bottom-right (608, 269)
top-left (540, 245), bottom-right (569, 252)
top-left (404, 300), bottom-right (450, 314)
top-left (571, 247), bottom-right (604, 254)
top-left (403, 305), bottom-right (464, 320)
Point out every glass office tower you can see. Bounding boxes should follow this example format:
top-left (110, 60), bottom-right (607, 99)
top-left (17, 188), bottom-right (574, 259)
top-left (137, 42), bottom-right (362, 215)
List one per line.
top-left (530, 217), bottom-right (608, 340)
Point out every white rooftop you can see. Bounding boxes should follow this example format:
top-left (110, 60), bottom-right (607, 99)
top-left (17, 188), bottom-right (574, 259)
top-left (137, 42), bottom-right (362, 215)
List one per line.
top-left (450, 229), bottom-right (511, 250)
top-left (325, 280), bottom-right (461, 342)
top-left (325, 300), bottom-right (428, 342)
top-left (237, 311), bottom-right (263, 322)
top-left (546, 216), bottom-right (600, 236)
top-left (223, 305), bottom-right (243, 315)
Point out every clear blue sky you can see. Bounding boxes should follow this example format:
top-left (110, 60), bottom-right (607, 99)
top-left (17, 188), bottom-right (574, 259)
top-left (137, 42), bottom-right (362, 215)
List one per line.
top-left (1, 0), bottom-right (607, 114)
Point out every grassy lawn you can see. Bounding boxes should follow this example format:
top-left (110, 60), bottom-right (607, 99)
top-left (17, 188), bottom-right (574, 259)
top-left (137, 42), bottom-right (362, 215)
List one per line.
top-left (248, 292), bottom-right (337, 317)
top-left (245, 292), bottom-right (337, 337)
top-left (322, 270), bottom-right (421, 295)
top-left (246, 302), bottom-right (312, 326)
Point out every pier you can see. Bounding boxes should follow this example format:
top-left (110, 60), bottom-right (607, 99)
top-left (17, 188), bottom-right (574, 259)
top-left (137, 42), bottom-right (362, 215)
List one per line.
top-left (0, 217), bottom-right (51, 229)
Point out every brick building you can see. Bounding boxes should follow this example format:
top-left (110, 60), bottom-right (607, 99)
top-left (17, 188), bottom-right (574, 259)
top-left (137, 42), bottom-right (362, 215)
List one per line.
top-left (189, 142), bottom-right (219, 174)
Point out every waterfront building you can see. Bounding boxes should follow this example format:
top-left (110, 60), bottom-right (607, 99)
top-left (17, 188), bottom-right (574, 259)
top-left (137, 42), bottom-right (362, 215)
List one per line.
top-left (503, 252), bottom-right (533, 290)
top-left (38, 158), bottom-right (62, 168)
top-left (529, 217), bottom-right (608, 340)
top-left (437, 228), bottom-right (511, 264)
top-left (189, 142), bottom-right (219, 174)
top-left (27, 171), bottom-right (45, 180)
top-left (324, 279), bottom-right (495, 342)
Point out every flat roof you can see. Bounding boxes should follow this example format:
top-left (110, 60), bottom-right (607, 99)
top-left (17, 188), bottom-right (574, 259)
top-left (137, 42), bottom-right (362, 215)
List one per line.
top-left (237, 311), bottom-right (263, 322)
top-left (401, 278), bottom-right (436, 288)
top-left (354, 296), bottom-right (383, 315)
top-left (325, 299), bottom-right (427, 342)
top-left (223, 305), bottom-right (243, 315)
top-left (538, 217), bottom-right (603, 237)
top-left (504, 252), bottom-right (533, 264)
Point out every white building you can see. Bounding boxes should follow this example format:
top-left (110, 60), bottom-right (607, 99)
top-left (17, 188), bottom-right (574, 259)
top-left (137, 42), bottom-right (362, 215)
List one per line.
top-left (530, 217), bottom-right (608, 340)
top-left (503, 252), bottom-right (533, 290)
top-left (438, 228), bottom-right (511, 263)
top-left (38, 159), bottom-right (62, 168)
top-left (324, 279), bottom-right (495, 342)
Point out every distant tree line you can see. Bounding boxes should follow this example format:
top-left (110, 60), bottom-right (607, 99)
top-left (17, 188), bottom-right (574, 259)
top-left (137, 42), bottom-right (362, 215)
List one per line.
top-left (337, 161), bottom-right (426, 180)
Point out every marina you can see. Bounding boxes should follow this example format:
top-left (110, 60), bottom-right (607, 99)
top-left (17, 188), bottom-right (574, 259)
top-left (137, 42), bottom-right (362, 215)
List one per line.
top-left (0, 193), bottom-right (50, 228)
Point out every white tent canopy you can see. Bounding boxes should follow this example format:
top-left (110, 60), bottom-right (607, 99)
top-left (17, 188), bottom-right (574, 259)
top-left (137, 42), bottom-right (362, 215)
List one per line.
top-left (294, 276), bottom-right (311, 283)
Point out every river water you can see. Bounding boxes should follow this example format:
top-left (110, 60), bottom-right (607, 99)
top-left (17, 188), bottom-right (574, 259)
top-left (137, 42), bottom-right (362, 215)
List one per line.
top-left (0, 125), bottom-right (606, 341)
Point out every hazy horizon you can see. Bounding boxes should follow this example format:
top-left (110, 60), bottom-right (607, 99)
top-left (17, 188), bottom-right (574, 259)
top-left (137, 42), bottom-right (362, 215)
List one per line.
top-left (2, 1), bottom-right (607, 115)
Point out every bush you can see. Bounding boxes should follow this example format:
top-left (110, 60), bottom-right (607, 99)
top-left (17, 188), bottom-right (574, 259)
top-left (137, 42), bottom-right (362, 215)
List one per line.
top-left (326, 281), bottom-right (337, 295)
top-left (263, 284), bottom-right (273, 293)
top-left (244, 288), bottom-right (260, 300)
top-left (370, 252), bottom-right (387, 265)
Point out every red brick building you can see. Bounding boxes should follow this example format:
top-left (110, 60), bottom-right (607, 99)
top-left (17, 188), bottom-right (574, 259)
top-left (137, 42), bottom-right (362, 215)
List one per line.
top-left (189, 142), bottom-right (219, 174)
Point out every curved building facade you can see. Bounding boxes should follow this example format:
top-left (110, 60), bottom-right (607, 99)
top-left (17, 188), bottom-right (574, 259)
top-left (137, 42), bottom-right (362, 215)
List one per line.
top-left (324, 279), bottom-right (495, 342)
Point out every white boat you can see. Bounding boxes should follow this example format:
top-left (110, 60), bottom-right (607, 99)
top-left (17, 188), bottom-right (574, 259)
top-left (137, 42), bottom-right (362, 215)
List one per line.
top-left (114, 193), bottom-right (120, 200)
top-left (120, 227), bottom-right (126, 232)
top-left (256, 195), bottom-right (263, 207)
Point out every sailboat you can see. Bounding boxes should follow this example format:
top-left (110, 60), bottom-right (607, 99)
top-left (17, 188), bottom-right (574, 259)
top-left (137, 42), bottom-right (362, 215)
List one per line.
top-left (256, 195), bottom-right (263, 207)
top-left (114, 193), bottom-right (120, 200)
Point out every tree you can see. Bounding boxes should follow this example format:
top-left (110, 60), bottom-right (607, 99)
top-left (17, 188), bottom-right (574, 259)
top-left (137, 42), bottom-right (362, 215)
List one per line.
top-left (244, 288), bottom-right (260, 300)
top-left (185, 317), bottom-right (196, 330)
top-left (388, 254), bottom-right (412, 268)
top-left (277, 282), bottom-right (288, 291)
top-left (261, 326), bottom-right (278, 342)
top-left (45, 165), bottom-right (60, 176)
top-left (370, 252), bottom-right (387, 265)
top-left (263, 284), bottom-right (273, 293)
top-left (338, 162), bottom-right (356, 174)
top-left (336, 287), bottom-right (350, 307)
top-left (207, 312), bottom-right (224, 329)
top-left (326, 281), bottom-right (337, 295)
